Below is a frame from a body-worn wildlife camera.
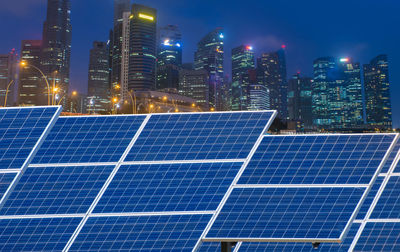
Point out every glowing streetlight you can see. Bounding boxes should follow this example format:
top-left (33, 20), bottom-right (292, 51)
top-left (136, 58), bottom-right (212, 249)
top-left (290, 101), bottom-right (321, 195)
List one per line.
top-left (72, 91), bottom-right (78, 96)
top-left (210, 108), bottom-right (215, 112)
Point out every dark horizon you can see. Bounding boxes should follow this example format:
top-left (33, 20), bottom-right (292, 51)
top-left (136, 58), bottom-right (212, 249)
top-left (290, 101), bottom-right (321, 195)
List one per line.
top-left (0, 0), bottom-right (399, 127)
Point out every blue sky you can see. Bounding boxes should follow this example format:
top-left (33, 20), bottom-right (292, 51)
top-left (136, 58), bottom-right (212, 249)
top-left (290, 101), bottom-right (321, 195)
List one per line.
top-left (0, 0), bottom-right (398, 127)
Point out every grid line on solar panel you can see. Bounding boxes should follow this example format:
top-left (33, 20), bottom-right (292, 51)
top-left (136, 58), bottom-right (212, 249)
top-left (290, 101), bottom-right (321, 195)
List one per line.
top-left (62, 115), bottom-right (152, 252)
top-left (31, 115), bottom-right (146, 164)
top-left (0, 165), bottom-right (116, 216)
top-left (204, 187), bottom-right (365, 242)
top-left (238, 134), bottom-right (397, 185)
top-left (124, 111), bottom-right (276, 162)
top-left (0, 217), bottom-right (82, 251)
top-left (0, 106), bottom-right (61, 170)
top-left (93, 162), bottom-right (244, 213)
top-left (69, 214), bottom-right (212, 251)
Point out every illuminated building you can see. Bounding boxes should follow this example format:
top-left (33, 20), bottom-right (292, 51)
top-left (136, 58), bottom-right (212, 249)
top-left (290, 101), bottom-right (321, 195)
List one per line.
top-left (231, 45), bottom-right (255, 111)
top-left (257, 47), bottom-right (288, 119)
top-left (128, 4), bottom-right (157, 91)
top-left (41, 0), bottom-right (72, 107)
top-left (18, 40), bottom-right (43, 106)
top-left (179, 68), bottom-right (209, 110)
top-left (364, 55), bottom-right (392, 130)
top-left (110, 0), bottom-right (130, 101)
top-left (287, 73), bottom-right (313, 131)
top-left (0, 49), bottom-right (18, 106)
top-left (194, 28), bottom-right (224, 110)
top-left (312, 57), bottom-right (364, 130)
top-left (248, 84), bottom-right (269, 111)
top-left (87, 42), bottom-right (111, 114)
top-left (156, 25), bottom-right (182, 91)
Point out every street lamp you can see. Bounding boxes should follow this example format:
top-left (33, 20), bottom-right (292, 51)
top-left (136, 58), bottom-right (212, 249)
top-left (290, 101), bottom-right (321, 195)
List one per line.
top-left (127, 90), bottom-right (137, 114)
top-left (20, 61), bottom-right (51, 105)
top-left (3, 80), bottom-right (14, 107)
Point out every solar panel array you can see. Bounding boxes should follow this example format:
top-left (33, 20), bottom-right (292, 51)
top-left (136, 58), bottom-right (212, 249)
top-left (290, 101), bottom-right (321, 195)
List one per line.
top-left (0, 107), bottom-right (400, 251)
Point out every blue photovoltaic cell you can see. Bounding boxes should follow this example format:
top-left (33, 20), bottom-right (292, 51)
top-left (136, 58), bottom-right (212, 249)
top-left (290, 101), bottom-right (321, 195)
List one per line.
top-left (0, 217), bottom-right (81, 251)
top-left (206, 187), bottom-right (365, 240)
top-left (94, 162), bottom-right (243, 213)
top-left (32, 115), bottom-right (146, 164)
top-left (125, 112), bottom-right (274, 161)
top-left (356, 177), bottom-right (384, 219)
top-left (0, 173), bottom-right (17, 199)
top-left (0, 165), bottom-right (115, 215)
top-left (70, 215), bottom-right (212, 251)
top-left (370, 176), bottom-right (400, 219)
top-left (197, 242), bottom-right (224, 252)
top-left (354, 222), bottom-right (400, 251)
top-left (382, 141), bottom-right (400, 173)
top-left (0, 107), bottom-right (59, 169)
top-left (237, 224), bottom-right (360, 252)
top-left (238, 135), bottom-right (395, 185)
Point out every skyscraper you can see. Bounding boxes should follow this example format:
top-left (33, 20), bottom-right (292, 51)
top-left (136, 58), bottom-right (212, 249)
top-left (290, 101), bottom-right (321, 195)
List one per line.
top-left (194, 28), bottom-right (224, 110)
top-left (0, 49), bottom-right (18, 106)
top-left (231, 45), bottom-right (255, 111)
top-left (312, 57), bottom-right (364, 130)
top-left (288, 73), bottom-right (313, 131)
top-left (18, 40), bottom-right (43, 106)
top-left (128, 4), bottom-right (157, 91)
top-left (257, 47), bottom-right (287, 119)
top-left (87, 42), bottom-right (111, 114)
top-left (41, 0), bottom-right (72, 106)
top-left (156, 25), bottom-right (182, 91)
top-left (364, 55), bottom-right (392, 130)
top-left (110, 0), bottom-right (131, 101)
top-left (248, 84), bottom-right (269, 111)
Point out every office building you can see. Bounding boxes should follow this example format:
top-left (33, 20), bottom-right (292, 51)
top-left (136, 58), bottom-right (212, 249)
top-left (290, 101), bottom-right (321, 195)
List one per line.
top-left (288, 73), bottom-right (313, 131)
top-left (257, 47), bottom-right (287, 119)
top-left (128, 4), bottom-right (157, 91)
top-left (87, 42), bottom-right (111, 114)
top-left (231, 45), bottom-right (255, 111)
top-left (156, 25), bottom-right (182, 91)
top-left (248, 84), bottom-right (269, 111)
top-left (194, 28), bottom-right (224, 110)
top-left (179, 69), bottom-right (209, 110)
top-left (0, 49), bottom-right (18, 106)
top-left (41, 0), bottom-right (72, 106)
top-left (18, 40), bottom-right (43, 106)
top-left (312, 57), bottom-right (363, 130)
top-left (364, 55), bottom-right (392, 130)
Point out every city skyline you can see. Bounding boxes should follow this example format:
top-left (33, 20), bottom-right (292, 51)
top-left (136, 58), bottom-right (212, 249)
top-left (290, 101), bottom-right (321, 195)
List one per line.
top-left (0, 0), bottom-right (399, 127)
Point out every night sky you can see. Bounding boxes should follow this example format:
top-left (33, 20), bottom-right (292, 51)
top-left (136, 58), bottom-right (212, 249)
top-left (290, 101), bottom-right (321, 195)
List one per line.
top-left (1, 0), bottom-right (399, 127)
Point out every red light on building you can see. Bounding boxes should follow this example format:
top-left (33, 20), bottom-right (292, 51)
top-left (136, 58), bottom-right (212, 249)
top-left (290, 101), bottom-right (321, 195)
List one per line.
top-left (281, 44), bottom-right (286, 49)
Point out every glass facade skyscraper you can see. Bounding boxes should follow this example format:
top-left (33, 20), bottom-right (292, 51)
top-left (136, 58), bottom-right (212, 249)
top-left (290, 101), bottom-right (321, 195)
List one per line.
top-left (288, 73), bottom-right (313, 131)
top-left (87, 42), bottom-right (111, 114)
top-left (128, 4), bottom-right (157, 91)
top-left (257, 48), bottom-right (287, 119)
top-left (312, 57), bottom-right (364, 130)
top-left (231, 45), bottom-right (255, 111)
top-left (0, 49), bottom-right (18, 106)
top-left (364, 55), bottom-right (392, 130)
top-left (157, 25), bottom-right (182, 91)
top-left (194, 28), bottom-right (224, 110)
top-left (41, 0), bottom-right (72, 106)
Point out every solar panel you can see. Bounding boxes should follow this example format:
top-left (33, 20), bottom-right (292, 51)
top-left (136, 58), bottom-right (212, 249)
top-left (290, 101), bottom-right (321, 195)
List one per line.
top-left (382, 141), bottom-right (400, 173)
top-left (125, 111), bottom-right (275, 161)
top-left (238, 135), bottom-right (394, 185)
top-left (0, 217), bottom-right (81, 251)
top-left (356, 177), bottom-right (384, 219)
top-left (69, 214), bottom-right (212, 251)
top-left (94, 162), bottom-right (243, 213)
top-left (353, 222), bottom-right (400, 251)
top-left (203, 134), bottom-right (397, 245)
top-left (0, 165), bottom-right (115, 215)
top-left (370, 176), bottom-right (400, 219)
top-left (32, 115), bottom-right (146, 164)
top-left (0, 106), bottom-right (61, 169)
top-left (205, 187), bottom-right (365, 241)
